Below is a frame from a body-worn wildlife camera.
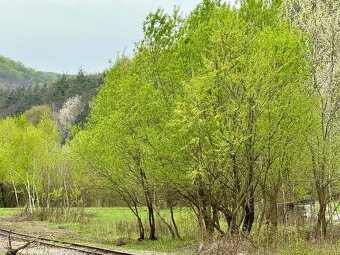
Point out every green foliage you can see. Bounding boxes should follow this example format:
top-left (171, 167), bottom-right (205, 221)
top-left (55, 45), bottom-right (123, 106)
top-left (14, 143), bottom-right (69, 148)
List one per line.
top-left (45, 207), bottom-right (196, 252)
top-left (0, 208), bottom-right (20, 217)
top-left (23, 105), bottom-right (53, 126)
top-left (0, 71), bottom-right (103, 122)
top-left (0, 114), bottom-right (79, 210)
top-left (71, 0), bottom-right (317, 240)
top-left (0, 55), bottom-right (58, 90)
top-left (0, 0), bottom-right (338, 251)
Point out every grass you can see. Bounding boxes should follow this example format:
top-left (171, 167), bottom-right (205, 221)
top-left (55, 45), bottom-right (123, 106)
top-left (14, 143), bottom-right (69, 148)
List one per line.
top-left (43, 207), bottom-right (198, 253)
top-left (331, 202), bottom-right (340, 212)
top-left (0, 207), bottom-right (20, 217)
top-left (278, 241), bottom-right (340, 255)
top-left (0, 206), bottom-right (197, 253)
top-left (1, 207), bottom-right (340, 254)
top-left (125, 238), bottom-right (195, 253)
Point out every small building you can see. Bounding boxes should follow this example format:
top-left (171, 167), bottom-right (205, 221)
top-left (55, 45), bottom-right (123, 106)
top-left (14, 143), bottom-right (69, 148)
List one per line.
top-left (278, 198), bottom-right (315, 224)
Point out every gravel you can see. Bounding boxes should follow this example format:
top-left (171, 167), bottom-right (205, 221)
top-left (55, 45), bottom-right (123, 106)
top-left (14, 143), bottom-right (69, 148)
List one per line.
top-left (0, 236), bottom-right (85, 255)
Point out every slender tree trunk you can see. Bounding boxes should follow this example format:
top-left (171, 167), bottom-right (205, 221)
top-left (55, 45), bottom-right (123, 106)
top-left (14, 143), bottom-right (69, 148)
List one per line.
top-left (26, 174), bottom-right (32, 213)
top-left (243, 96), bottom-right (256, 235)
top-left (34, 188), bottom-right (40, 208)
top-left (265, 193), bottom-right (278, 233)
top-left (139, 167), bottom-right (157, 240)
top-left (243, 190), bottom-right (255, 234)
top-left (197, 181), bottom-right (214, 238)
top-left (136, 214), bottom-right (145, 241)
top-left (11, 175), bottom-right (19, 208)
top-left (147, 201), bottom-right (156, 240)
top-left (122, 195), bottom-right (145, 241)
top-left (63, 178), bottom-right (70, 208)
top-left (316, 186), bottom-right (327, 239)
top-left (155, 207), bottom-right (176, 239)
top-left (0, 182), bottom-right (7, 207)
top-left (230, 153), bottom-right (240, 235)
top-left (47, 172), bottom-right (50, 208)
top-left (212, 206), bottom-right (220, 231)
top-left (312, 148), bottom-right (329, 239)
top-left (257, 189), bottom-right (267, 235)
top-left (170, 206), bottom-right (180, 239)
top-left (281, 172), bottom-right (287, 225)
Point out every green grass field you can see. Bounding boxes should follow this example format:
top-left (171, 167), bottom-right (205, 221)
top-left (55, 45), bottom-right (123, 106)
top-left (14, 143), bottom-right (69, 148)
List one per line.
top-left (1, 207), bottom-right (340, 254)
top-left (0, 208), bottom-right (20, 217)
top-left (45, 207), bottom-right (198, 253)
top-left (0, 207), bottom-right (197, 253)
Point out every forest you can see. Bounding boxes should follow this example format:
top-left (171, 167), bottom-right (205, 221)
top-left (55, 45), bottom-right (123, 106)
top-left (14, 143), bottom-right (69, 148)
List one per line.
top-left (0, 56), bottom-right (58, 90)
top-left (0, 70), bottom-right (103, 121)
top-left (0, 0), bottom-right (339, 254)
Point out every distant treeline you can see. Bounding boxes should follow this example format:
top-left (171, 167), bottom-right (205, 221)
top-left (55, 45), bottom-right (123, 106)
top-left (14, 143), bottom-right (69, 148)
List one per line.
top-left (0, 55), bottom-right (58, 90)
top-left (0, 70), bottom-right (103, 122)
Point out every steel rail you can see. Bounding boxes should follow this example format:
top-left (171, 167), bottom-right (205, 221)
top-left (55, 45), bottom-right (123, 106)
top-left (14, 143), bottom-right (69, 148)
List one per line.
top-left (0, 228), bottom-right (134, 255)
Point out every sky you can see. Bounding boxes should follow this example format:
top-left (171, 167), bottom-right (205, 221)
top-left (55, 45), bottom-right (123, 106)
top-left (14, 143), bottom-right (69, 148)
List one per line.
top-left (0, 0), bottom-right (219, 74)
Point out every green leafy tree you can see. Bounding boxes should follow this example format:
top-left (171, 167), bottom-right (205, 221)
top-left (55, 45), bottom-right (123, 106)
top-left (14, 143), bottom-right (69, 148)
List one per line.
top-left (284, 0), bottom-right (340, 238)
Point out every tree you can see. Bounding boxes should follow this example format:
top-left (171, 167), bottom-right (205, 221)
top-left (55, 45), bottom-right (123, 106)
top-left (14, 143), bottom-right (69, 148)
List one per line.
top-left (71, 5), bottom-right (188, 241)
top-left (57, 95), bottom-right (83, 140)
top-left (23, 105), bottom-right (52, 126)
top-left (284, 0), bottom-right (340, 238)
top-left (0, 114), bottom-right (61, 211)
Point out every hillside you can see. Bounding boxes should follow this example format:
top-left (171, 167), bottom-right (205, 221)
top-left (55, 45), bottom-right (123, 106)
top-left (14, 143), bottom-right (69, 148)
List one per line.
top-left (0, 55), bottom-right (58, 90)
top-left (0, 56), bottom-right (103, 124)
top-left (0, 70), bottom-right (103, 122)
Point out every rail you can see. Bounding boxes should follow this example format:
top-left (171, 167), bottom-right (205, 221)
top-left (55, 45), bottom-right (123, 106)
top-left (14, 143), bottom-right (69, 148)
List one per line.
top-left (0, 228), bottom-right (134, 255)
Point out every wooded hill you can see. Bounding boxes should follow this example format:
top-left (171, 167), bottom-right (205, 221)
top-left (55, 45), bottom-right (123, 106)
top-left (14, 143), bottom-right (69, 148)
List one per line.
top-left (0, 56), bottom-right (102, 126)
top-left (0, 70), bottom-right (103, 121)
top-left (0, 55), bottom-right (58, 90)
top-left (0, 55), bottom-right (103, 123)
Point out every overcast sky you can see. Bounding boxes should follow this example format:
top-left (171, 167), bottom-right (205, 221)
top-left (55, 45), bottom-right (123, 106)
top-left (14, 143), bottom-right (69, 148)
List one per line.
top-left (0, 0), bottom-right (223, 74)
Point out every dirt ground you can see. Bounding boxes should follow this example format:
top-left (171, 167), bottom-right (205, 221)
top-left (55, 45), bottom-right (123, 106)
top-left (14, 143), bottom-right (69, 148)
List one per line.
top-left (0, 237), bottom-right (166, 255)
top-left (0, 216), bottom-right (171, 255)
top-left (0, 236), bottom-right (82, 255)
top-left (0, 215), bottom-right (74, 239)
top-left (0, 215), bottom-right (86, 255)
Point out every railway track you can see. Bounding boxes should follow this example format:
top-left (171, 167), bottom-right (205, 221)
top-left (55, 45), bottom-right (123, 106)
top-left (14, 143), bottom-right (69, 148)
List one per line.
top-left (0, 228), bottom-right (134, 255)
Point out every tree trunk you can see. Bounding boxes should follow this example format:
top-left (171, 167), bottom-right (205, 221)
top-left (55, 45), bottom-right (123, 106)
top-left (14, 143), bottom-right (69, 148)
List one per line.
top-left (0, 182), bottom-right (7, 207)
top-left (137, 215), bottom-right (145, 241)
top-left (170, 206), bottom-right (180, 239)
top-left (243, 192), bottom-right (255, 234)
top-left (147, 203), bottom-right (156, 240)
top-left (316, 187), bottom-right (327, 239)
top-left (11, 175), bottom-right (19, 208)
top-left (26, 174), bottom-right (32, 213)
top-left (155, 207), bottom-right (176, 239)
top-left (139, 167), bottom-right (157, 240)
top-left (212, 206), bottom-right (220, 231)
top-left (197, 183), bottom-right (214, 238)
top-left (125, 197), bottom-right (145, 241)
top-left (265, 193), bottom-right (278, 233)
top-left (312, 150), bottom-right (329, 239)
top-left (232, 214), bottom-right (241, 235)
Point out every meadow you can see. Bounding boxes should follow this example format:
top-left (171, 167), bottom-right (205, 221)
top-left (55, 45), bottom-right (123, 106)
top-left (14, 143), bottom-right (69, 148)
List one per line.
top-left (46, 207), bottom-right (198, 253)
top-left (0, 207), bottom-right (198, 253)
top-left (1, 207), bottom-right (340, 255)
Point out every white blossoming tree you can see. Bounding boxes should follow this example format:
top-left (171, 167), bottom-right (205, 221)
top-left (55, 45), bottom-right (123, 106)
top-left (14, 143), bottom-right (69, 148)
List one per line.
top-left (58, 95), bottom-right (83, 139)
top-left (284, 0), bottom-right (340, 238)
